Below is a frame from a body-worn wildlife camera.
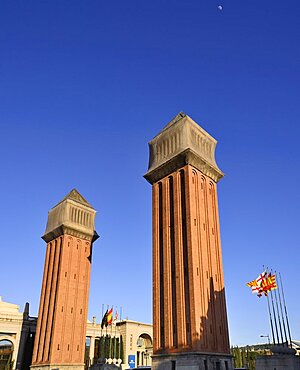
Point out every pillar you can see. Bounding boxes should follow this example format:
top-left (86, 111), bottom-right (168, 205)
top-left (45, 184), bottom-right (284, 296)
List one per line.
top-left (89, 336), bottom-right (95, 366)
top-left (31, 189), bottom-right (98, 370)
top-left (144, 112), bottom-right (233, 370)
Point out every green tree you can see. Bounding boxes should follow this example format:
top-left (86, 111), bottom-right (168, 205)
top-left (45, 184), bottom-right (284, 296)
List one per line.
top-left (231, 346), bottom-right (242, 368)
top-left (119, 335), bottom-right (124, 363)
top-left (247, 350), bottom-right (257, 370)
top-left (241, 347), bottom-right (246, 367)
top-left (99, 336), bottom-right (105, 358)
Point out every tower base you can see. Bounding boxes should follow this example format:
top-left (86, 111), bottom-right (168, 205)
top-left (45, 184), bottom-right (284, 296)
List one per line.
top-left (152, 352), bottom-right (233, 370)
top-left (31, 364), bottom-right (85, 370)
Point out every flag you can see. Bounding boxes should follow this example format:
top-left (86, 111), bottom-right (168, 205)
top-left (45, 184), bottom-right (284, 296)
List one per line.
top-left (101, 309), bottom-right (108, 329)
top-left (107, 307), bottom-right (113, 325)
top-left (261, 273), bottom-right (277, 296)
top-left (246, 271), bottom-right (267, 297)
top-left (114, 309), bottom-right (118, 323)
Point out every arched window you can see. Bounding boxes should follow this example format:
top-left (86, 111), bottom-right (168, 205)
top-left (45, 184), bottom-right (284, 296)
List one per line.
top-left (136, 333), bottom-right (152, 367)
top-left (0, 340), bottom-right (14, 370)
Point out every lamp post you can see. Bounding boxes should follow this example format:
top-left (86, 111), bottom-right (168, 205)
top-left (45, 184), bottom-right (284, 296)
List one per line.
top-left (260, 334), bottom-right (270, 345)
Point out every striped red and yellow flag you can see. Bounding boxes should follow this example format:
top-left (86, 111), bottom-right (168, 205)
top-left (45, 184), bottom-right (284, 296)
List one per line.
top-left (261, 273), bottom-right (277, 296)
top-left (246, 271), bottom-right (267, 296)
top-left (107, 307), bottom-right (113, 325)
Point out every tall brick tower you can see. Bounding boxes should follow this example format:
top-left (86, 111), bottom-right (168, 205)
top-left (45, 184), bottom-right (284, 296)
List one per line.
top-left (144, 113), bottom-right (233, 370)
top-left (31, 189), bottom-right (98, 370)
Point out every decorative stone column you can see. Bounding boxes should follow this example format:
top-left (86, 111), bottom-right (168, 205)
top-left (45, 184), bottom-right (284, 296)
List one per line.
top-left (89, 336), bottom-right (96, 366)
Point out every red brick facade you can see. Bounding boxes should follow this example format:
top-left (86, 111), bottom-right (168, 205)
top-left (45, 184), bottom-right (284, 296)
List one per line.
top-left (32, 235), bottom-right (92, 365)
top-left (152, 165), bottom-right (230, 354)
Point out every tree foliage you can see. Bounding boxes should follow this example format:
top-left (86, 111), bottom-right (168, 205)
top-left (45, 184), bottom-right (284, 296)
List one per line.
top-left (231, 345), bottom-right (265, 370)
top-left (88, 334), bottom-right (124, 365)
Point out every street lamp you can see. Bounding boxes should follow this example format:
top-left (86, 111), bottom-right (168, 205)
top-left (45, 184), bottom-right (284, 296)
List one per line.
top-left (260, 334), bottom-right (270, 345)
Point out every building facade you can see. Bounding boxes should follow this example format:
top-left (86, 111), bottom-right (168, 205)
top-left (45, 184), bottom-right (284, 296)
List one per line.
top-left (86, 319), bottom-right (153, 368)
top-left (0, 297), bottom-right (36, 370)
top-left (0, 297), bottom-right (152, 370)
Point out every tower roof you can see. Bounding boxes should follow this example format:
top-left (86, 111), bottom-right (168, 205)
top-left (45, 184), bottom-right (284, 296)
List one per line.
top-left (159, 111), bottom-right (187, 134)
top-left (59, 188), bottom-right (94, 209)
top-left (144, 112), bottom-right (224, 183)
top-left (43, 189), bottom-right (98, 243)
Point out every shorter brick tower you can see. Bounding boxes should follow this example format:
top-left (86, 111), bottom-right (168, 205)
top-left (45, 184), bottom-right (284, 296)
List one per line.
top-left (144, 113), bottom-right (233, 370)
top-left (31, 189), bottom-right (98, 370)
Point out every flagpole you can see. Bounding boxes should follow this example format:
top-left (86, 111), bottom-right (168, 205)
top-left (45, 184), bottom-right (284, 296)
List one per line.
top-left (272, 271), bottom-right (284, 344)
top-left (266, 294), bottom-right (276, 345)
top-left (114, 306), bottom-right (118, 360)
top-left (279, 272), bottom-right (292, 347)
top-left (273, 287), bottom-right (284, 344)
top-left (106, 304), bottom-right (108, 337)
top-left (110, 306), bottom-right (113, 359)
top-left (119, 306), bottom-right (122, 360)
top-left (101, 304), bottom-right (104, 337)
top-left (262, 265), bottom-right (275, 345)
top-left (265, 267), bottom-right (280, 345)
top-left (270, 281), bottom-right (280, 344)
top-left (276, 271), bottom-right (289, 346)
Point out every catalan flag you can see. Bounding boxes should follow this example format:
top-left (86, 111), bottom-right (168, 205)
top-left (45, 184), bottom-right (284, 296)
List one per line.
top-left (261, 273), bottom-right (277, 296)
top-left (246, 271), bottom-right (267, 297)
top-left (114, 309), bottom-right (118, 323)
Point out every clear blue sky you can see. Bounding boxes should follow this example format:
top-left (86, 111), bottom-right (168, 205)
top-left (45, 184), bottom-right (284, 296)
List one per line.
top-left (0, 0), bottom-right (299, 346)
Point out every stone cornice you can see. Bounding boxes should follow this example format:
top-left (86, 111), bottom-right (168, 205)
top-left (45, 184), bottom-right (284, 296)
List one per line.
top-left (43, 189), bottom-right (98, 244)
top-left (144, 148), bottom-right (224, 184)
top-left (144, 113), bottom-right (224, 184)
top-left (42, 225), bottom-right (99, 244)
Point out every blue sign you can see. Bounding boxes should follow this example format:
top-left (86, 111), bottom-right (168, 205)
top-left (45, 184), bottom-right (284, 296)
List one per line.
top-left (128, 355), bottom-right (135, 369)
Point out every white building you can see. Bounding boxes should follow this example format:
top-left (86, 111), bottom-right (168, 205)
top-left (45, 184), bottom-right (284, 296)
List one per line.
top-left (0, 297), bottom-right (152, 370)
